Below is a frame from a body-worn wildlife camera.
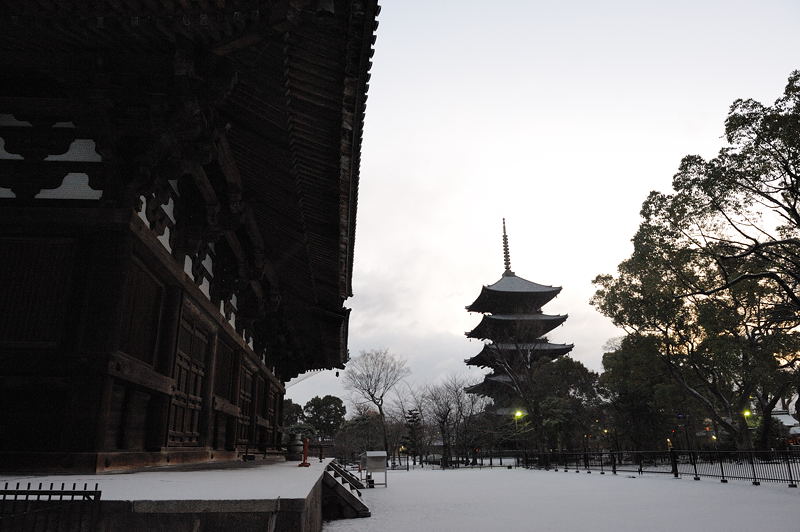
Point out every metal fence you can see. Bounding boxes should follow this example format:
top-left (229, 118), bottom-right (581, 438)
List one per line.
top-left (0, 481), bottom-right (101, 531)
top-left (394, 448), bottom-right (799, 487)
top-left (517, 449), bottom-right (800, 487)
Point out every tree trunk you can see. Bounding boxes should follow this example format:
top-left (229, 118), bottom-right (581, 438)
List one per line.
top-left (734, 414), bottom-right (753, 450)
top-left (439, 424), bottom-right (450, 468)
top-left (377, 404), bottom-right (389, 464)
top-left (756, 406), bottom-right (776, 451)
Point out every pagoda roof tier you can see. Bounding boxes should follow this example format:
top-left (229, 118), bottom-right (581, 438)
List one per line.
top-left (486, 373), bottom-right (513, 384)
top-left (464, 372), bottom-right (514, 397)
top-left (465, 341), bottom-right (574, 367)
top-left (466, 272), bottom-right (561, 314)
top-left (464, 381), bottom-right (491, 396)
top-left (466, 313), bottom-right (567, 342)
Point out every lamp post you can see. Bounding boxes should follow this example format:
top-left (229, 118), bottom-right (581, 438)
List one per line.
top-left (513, 410), bottom-right (524, 463)
top-left (514, 410), bottom-right (524, 431)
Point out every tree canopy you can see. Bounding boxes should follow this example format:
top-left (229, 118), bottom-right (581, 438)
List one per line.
top-left (282, 399), bottom-right (304, 427)
top-left (303, 395), bottom-right (346, 440)
top-left (592, 71), bottom-right (800, 449)
top-left (639, 71), bottom-right (800, 309)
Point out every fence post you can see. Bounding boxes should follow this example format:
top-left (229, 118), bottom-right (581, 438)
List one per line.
top-left (749, 450), bottom-right (760, 486)
top-left (784, 450), bottom-right (797, 488)
top-left (669, 448), bottom-right (679, 478)
top-left (718, 451), bottom-right (727, 483)
top-left (691, 451), bottom-right (700, 480)
top-left (611, 452), bottom-right (617, 475)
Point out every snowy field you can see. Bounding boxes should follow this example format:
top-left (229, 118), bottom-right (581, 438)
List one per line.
top-left (325, 467), bottom-right (798, 532)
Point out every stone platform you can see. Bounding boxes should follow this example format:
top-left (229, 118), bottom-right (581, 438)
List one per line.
top-left (1, 459), bottom-right (333, 531)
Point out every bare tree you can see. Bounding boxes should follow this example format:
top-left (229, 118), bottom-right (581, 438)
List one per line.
top-left (343, 349), bottom-right (410, 456)
top-left (425, 382), bottom-right (455, 467)
top-left (427, 376), bottom-right (488, 467)
top-left (391, 382), bottom-right (435, 465)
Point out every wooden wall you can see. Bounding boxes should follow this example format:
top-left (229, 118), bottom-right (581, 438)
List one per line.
top-left (0, 211), bottom-right (285, 471)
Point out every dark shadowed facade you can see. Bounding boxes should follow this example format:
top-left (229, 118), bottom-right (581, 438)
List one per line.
top-left (0, 0), bottom-right (378, 473)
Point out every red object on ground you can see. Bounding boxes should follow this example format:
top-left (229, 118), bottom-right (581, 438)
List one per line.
top-left (298, 438), bottom-right (311, 467)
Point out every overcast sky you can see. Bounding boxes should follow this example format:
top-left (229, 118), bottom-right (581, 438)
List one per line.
top-left (287, 0), bottom-right (800, 408)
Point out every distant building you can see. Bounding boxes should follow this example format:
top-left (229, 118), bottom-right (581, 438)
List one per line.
top-left (773, 409), bottom-right (800, 445)
top-left (0, 1), bottom-right (378, 473)
top-left (464, 220), bottom-right (573, 411)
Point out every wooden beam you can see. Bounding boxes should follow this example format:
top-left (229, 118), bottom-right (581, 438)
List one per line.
top-left (108, 351), bottom-right (174, 396)
top-left (212, 33), bottom-right (264, 56)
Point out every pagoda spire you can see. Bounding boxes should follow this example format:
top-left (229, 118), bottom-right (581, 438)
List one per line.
top-left (502, 218), bottom-right (514, 276)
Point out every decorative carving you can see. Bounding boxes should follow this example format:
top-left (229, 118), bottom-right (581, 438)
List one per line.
top-left (0, 43), bottom-right (274, 362)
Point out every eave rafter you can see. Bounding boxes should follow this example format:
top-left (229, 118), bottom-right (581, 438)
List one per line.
top-left (0, 0), bottom-right (380, 380)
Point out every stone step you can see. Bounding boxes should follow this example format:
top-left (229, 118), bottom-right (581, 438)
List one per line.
top-left (327, 461), bottom-right (365, 490)
top-left (322, 470), bottom-right (371, 519)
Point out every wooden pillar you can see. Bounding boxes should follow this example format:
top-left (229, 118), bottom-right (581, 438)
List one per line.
top-left (89, 232), bottom-right (132, 452)
top-left (228, 350), bottom-right (243, 451)
top-left (147, 286), bottom-right (183, 451)
top-left (275, 387), bottom-right (284, 448)
top-left (201, 332), bottom-right (219, 448)
top-left (249, 369), bottom-right (259, 451)
top-left (94, 376), bottom-right (116, 451)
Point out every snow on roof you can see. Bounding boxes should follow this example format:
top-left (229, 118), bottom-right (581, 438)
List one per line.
top-left (772, 411), bottom-right (798, 428)
top-left (485, 313), bottom-right (567, 321)
top-left (486, 273), bottom-right (560, 294)
top-left (491, 342), bottom-right (574, 351)
top-left (365, 451), bottom-right (387, 457)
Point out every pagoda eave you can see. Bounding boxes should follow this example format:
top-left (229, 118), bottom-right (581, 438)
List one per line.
top-left (466, 285), bottom-right (561, 314)
top-left (466, 341), bottom-right (575, 367)
top-left (465, 313), bottom-right (568, 341)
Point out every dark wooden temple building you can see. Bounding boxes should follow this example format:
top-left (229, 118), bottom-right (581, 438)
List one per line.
top-left (0, 0), bottom-right (378, 473)
top-left (465, 220), bottom-right (573, 410)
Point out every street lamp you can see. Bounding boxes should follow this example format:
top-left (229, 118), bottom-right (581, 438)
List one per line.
top-left (514, 410), bottom-right (524, 431)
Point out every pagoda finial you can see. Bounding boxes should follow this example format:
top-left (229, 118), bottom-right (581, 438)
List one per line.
top-left (502, 218), bottom-right (513, 275)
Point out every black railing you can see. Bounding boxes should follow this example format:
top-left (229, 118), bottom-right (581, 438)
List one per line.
top-left (0, 481), bottom-right (102, 531)
top-left (516, 449), bottom-right (800, 487)
top-left (335, 448), bottom-right (800, 487)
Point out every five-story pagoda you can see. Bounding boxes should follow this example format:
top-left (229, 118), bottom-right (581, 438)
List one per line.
top-left (465, 220), bottom-right (573, 413)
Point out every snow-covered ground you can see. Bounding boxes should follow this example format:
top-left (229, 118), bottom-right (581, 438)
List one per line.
top-left (325, 467), bottom-right (798, 532)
